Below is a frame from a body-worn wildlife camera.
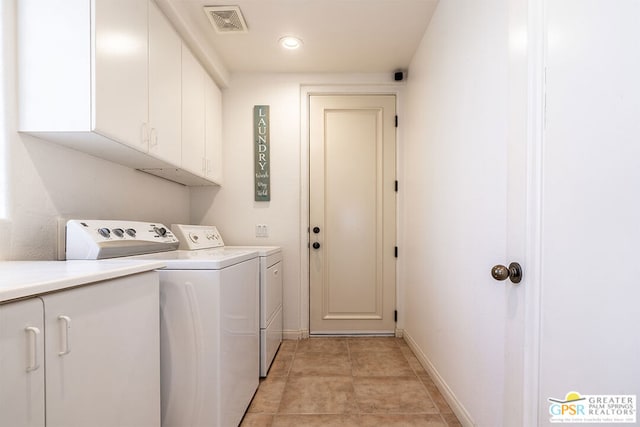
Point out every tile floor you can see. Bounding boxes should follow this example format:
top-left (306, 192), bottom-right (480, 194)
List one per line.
top-left (240, 337), bottom-right (462, 427)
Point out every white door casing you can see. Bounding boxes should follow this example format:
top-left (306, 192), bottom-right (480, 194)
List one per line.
top-left (309, 94), bottom-right (396, 334)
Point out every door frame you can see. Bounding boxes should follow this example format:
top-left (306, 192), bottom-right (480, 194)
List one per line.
top-left (299, 84), bottom-right (404, 339)
top-left (505, 0), bottom-right (545, 424)
top-left (520, 0), bottom-right (545, 424)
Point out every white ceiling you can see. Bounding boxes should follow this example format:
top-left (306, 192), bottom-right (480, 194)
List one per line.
top-left (158, 0), bottom-right (439, 80)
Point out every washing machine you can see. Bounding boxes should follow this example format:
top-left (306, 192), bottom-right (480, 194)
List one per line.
top-left (65, 220), bottom-right (260, 427)
top-left (171, 224), bottom-right (283, 377)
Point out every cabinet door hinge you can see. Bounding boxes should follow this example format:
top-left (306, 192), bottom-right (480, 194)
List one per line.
top-left (394, 246), bottom-right (398, 258)
top-left (395, 115), bottom-right (398, 128)
top-left (395, 180), bottom-right (398, 192)
top-left (394, 310), bottom-right (398, 322)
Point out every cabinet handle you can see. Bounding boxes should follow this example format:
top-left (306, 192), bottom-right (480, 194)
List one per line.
top-left (25, 326), bottom-right (41, 372)
top-left (150, 127), bottom-right (158, 148)
top-left (141, 122), bottom-right (149, 146)
top-left (273, 269), bottom-right (279, 276)
top-left (58, 315), bottom-right (71, 356)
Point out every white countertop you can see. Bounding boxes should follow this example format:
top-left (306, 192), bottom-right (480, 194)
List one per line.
top-left (0, 260), bottom-right (166, 303)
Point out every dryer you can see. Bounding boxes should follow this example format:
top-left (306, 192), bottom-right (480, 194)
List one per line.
top-left (171, 224), bottom-right (283, 377)
top-left (65, 220), bottom-right (260, 427)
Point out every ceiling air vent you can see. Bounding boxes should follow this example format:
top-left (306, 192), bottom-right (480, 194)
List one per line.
top-left (203, 6), bottom-right (248, 34)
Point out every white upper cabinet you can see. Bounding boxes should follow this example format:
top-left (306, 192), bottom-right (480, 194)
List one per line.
top-left (181, 46), bottom-right (206, 176)
top-left (18, 0), bottom-right (219, 186)
top-left (18, 0), bottom-right (152, 159)
top-left (180, 45), bottom-right (223, 183)
top-left (93, 0), bottom-right (149, 151)
top-left (18, 0), bottom-right (92, 133)
top-left (148, 1), bottom-right (182, 164)
top-left (205, 77), bottom-right (223, 183)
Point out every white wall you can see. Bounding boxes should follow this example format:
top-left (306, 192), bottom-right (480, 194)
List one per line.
top-left (0, 0), bottom-right (190, 261)
top-left (190, 72), bottom-right (398, 337)
top-left (400, 0), bottom-right (509, 425)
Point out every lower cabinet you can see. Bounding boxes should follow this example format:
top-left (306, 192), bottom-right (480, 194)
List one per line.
top-left (0, 272), bottom-right (160, 427)
top-left (0, 298), bottom-right (45, 427)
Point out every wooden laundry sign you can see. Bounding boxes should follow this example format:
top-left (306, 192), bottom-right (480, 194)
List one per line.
top-left (254, 105), bottom-right (271, 201)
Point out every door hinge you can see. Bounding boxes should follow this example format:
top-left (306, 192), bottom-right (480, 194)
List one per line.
top-left (394, 246), bottom-right (398, 258)
top-left (395, 115), bottom-right (398, 127)
top-left (394, 310), bottom-right (398, 322)
top-left (395, 180), bottom-right (398, 192)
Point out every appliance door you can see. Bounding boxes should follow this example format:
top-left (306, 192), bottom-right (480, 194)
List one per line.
top-left (159, 258), bottom-right (259, 427)
top-left (261, 306), bottom-right (283, 377)
top-left (261, 257), bottom-right (283, 328)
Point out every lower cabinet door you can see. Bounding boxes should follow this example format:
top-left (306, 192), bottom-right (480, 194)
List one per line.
top-left (43, 272), bottom-right (160, 427)
top-left (0, 298), bottom-right (45, 427)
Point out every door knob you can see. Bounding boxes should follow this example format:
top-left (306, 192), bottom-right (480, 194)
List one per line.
top-left (491, 262), bottom-right (522, 284)
top-left (312, 242), bottom-right (321, 249)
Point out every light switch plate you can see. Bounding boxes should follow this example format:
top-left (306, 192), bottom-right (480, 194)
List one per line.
top-left (255, 224), bottom-right (269, 237)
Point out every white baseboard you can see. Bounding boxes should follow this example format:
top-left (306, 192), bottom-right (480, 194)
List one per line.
top-left (283, 329), bottom-right (308, 340)
top-left (403, 330), bottom-right (475, 427)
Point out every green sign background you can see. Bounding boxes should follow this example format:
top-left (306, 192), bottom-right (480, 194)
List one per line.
top-left (254, 105), bottom-right (270, 201)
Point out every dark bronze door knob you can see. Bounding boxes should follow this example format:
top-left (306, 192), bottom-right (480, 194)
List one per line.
top-left (491, 262), bottom-right (522, 284)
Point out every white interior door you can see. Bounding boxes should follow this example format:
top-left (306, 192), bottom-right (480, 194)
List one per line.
top-left (309, 95), bottom-right (396, 334)
top-left (537, 1), bottom-right (640, 424)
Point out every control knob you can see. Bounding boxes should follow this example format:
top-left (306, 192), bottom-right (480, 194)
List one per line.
top-left (125, 228), bottom-right (136, 237)
top-left (97, 228), bottom-right (111, 238)
top-left (154, 226), bottom-right (167, 237)
top-left (112, 228), bottom-right (124, 238)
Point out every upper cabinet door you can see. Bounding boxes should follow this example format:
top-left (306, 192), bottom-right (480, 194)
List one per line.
top-left (181, 46), bottom-right (206, 175)
top-left (93, 0), bottom-right (149, 151)
top-left (148, 1), bottom-right (182, 164)
top-left (205, 77), bottom-right (223, 183)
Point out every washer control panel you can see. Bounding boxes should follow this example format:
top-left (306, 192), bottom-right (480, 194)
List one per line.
top-left (66, 219), bottom-right (179, 259)
top-left (171, 224), bottom-right (225, 250)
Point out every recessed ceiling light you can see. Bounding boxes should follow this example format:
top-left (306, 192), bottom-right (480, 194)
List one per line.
top-left (279, 36), bottom-right (303, 50)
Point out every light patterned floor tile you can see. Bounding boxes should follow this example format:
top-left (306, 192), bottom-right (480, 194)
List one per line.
top-left (353, 376), bottom-right (438, 414)
top-left (244, 337), bottom-right (463, 426)
top-left (278, 376), bottom-right (358, 414)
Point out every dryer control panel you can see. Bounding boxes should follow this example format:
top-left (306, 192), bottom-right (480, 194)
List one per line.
top-left (171, 224), bottom-right (225, 250)
top-left (66, 219), bottom-right (179, 259)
